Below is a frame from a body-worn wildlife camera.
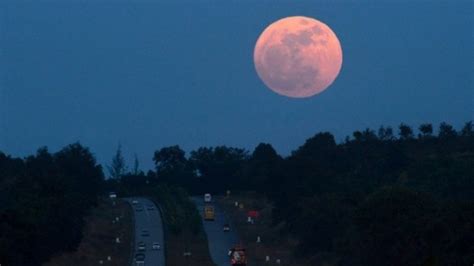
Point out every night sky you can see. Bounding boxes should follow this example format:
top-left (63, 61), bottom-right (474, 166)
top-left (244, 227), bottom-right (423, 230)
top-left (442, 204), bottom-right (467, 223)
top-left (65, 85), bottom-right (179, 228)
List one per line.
top-left (1, 1), bottom-right (472, 170)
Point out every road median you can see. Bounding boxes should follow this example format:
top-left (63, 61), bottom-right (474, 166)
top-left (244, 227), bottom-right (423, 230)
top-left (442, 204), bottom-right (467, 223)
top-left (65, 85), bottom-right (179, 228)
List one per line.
top-left (149, 186), bottom-right (215, 266)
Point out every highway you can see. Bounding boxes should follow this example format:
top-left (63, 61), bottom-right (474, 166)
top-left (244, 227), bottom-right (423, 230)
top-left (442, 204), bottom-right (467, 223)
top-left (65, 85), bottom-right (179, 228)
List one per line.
top-left (126, 197), bottom-right (165, 266)
top-left (192, 197), bottom-right (241, 266)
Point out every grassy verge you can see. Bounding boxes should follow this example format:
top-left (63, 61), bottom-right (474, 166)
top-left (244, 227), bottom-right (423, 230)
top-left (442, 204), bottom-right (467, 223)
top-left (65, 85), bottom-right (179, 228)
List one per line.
top-left (219, 192), bottom-right (311, 266)
top-left (165, 228), bottom-right (215, 266)
top-left (43, 198), bottom-right (132, 266)
top-left (149, 186), bottom-right (215, 266)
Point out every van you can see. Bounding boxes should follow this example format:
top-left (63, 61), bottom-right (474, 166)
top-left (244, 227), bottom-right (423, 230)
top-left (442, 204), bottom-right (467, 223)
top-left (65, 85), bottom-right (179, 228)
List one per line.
top-left (204, 193), bottom-right (212, 203)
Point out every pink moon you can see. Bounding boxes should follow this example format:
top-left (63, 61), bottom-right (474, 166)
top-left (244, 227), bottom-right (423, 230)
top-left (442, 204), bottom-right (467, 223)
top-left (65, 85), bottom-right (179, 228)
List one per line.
top-left (254, 16), bottom-right (343, 98)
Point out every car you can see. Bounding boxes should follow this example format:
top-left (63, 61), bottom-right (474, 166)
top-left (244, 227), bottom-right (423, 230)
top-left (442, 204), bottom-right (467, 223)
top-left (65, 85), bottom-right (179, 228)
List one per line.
top-left (141, 230), bottom-right (150, 237)
top-left (132, 200), bottom-right (139, 205)
top-left (152, 242), bottom-right (161, 250)
top-left (135, 206), bottom-right (143, 212)
top-left (147, 205), bottom-right (155, 211)
top-left (137, 241), bottom-right (146, 251)
top-left (223, 223), bottom-right (230, 232)
top-left (135, 253), bottom-right (145, 265)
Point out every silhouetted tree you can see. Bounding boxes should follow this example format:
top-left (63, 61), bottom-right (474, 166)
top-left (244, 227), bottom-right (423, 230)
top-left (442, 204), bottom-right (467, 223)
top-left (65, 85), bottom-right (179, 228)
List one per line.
top-left (419, 123), bottom-right (433, 138)
top-left (154, 146), bottom-right (186, 172)
top-left (0, 144), bottom-right (103, 265)
top-left (461, 121), bottom-right (473, 137)
top-left (293, 132), bottom-right (336, 156)
top-left (189, 146), bottom-right (248, 193)
top-left (399, 123), bottom-right (414, 140)
top-left (438, 122), bottom-right (457, 139)
top-left (378, 126), bottom-right (394, 141)
top-left (133, 153), bottom-right (140, 175)
top-left (107, 144), bottom-right (127, 179)
top-left (153, 145), bottom-right (190, 184)
top-left (246, 143), bottom-right (282, 192)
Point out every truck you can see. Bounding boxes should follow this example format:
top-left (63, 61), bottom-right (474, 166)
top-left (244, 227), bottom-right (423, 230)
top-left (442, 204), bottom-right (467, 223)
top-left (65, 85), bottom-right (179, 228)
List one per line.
top-left (204, 193), bottom-right (212, 203)
top-left (204, 205), bottom-right (215, 221)
top-left (228, 245), bottom-right (247, 266)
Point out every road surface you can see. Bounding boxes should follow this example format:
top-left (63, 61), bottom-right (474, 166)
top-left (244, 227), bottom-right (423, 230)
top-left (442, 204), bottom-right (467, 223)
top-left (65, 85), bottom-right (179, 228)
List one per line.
top-left (192, 197), bottom-right (241, 266)
top-left (126, 197), bottom-right (165, 266)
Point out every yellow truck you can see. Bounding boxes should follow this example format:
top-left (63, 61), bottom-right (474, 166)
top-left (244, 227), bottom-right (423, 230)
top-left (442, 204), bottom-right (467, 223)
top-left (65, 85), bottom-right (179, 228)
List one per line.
top-left (204, 205), bottom-right (215, 221)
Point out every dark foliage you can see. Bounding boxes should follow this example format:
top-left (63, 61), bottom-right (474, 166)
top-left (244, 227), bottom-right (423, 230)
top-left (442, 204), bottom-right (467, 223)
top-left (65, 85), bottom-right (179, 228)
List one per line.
top-left (145, 121), bottom-right (473, 265)
top-left (0, 144), bottom-right (104, 266)
top-left (3, 120), bottom-right (472, 265)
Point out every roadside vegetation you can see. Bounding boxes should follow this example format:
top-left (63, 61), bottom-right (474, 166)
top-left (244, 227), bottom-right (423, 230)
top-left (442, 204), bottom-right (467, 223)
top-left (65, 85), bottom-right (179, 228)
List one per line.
top-left (132, 121), bottom-right (473, 266)
top-left (156, 187), bottom-right (215, 266)
top-left (150, 185), bottom-right (215, 266)
top-left (1, 120), bottom-right (472, 266)
top-left (43, 199), bottom-right (132, 266)
top-left (0, 144), bottom-right (103, 266)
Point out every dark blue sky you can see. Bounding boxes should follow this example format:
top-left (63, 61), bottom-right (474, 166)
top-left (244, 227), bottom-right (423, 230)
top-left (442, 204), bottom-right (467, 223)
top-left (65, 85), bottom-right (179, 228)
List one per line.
top-left (1, 1), bottom-right (473, 171)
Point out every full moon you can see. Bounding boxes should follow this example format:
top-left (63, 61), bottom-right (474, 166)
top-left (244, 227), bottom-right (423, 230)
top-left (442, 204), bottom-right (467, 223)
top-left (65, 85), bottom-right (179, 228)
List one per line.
top-left (254, 16), bottom-right (343, 98)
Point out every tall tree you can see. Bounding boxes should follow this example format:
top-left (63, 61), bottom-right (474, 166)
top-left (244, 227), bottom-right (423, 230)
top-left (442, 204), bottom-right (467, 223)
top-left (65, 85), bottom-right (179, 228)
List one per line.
top-left (378, 126), bottom-right (394, 141)
top-left (108, 144), bottom-right (127, 179)
top-left (399, 123), bottom-right (414, 140)
top-left (419, 123), bottom-right (433, 138)
top-left (133, 153), bottom-right (140, 175)
top-left (153, 145), bottom-right (189, 184)
top-left (293, 132), bottom-right (337, 156)
top-left (0, 144), bottom-right (104, 265)
top-left (438, 122), bottom-right (457, 139)
top-left (247, 143), bottom-right (282, 192)
top-left (461, 121), bottom-right (473, 137)
top-left (189, 146), bottom-right (248, 193)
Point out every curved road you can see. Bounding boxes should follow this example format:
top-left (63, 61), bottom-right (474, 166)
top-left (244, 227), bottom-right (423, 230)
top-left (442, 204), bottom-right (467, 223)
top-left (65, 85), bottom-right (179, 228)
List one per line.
top-left (192, 197), bottom-right (241, 266)
top-left (126, 197), bottom-right (165, 266)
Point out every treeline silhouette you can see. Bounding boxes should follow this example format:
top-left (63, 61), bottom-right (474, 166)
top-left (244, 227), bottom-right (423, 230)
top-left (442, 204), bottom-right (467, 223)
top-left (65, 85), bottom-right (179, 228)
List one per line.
top-left (1, 121), bottom-right (473, 265)
top-left (0, 144), bottom-right (103, 266)
top-left (118, 121), bottom-right (473, 266)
